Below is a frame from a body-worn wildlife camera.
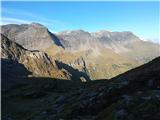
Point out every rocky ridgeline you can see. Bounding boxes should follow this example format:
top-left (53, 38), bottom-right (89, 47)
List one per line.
top-left (58, 29), bottom-right (159, 62)
top-left (1, 23), bottom-right (159, 63)
top-left (1, 23), bottom-right (160, 81)
top-left (1, 34), bottom-right (70, 79)
top-left (57, 29), bottom-right (140, 51)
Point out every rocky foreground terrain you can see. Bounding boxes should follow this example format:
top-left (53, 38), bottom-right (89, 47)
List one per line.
top-left (2, 57), bottom-right (160, 120)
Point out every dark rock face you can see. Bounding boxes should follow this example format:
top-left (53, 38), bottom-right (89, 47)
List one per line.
top-left (1, 23), bottom-right (63, 50)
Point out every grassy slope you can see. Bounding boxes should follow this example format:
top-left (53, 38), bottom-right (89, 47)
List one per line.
top-left (43, 45), bottom-right (140, 80)
top-left (122, 40), bottom-right (160, 63)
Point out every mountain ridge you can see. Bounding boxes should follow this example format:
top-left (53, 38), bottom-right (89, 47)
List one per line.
top-left (1, 23), bottom-right (159, 80)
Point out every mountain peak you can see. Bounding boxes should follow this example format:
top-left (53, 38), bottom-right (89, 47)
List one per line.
top-left (1, 23), bottom-right (64, 50)
top-left (30, 22), bottom-right (46, 29)
top-left (58, 29), bottom-right (90, 35)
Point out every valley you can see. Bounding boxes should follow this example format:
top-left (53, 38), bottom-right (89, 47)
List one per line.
top-left (1, 23), bottom-right (160, 120)
top-left (1, 23), bottom-right (159, 83)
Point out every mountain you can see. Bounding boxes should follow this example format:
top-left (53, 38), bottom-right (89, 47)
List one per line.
top-left (58, 30), bottom-right (160, 63)
top-left (57, 29), bottom-right (159, 79)
top-left (1, 23), bottom-right (160, 120)
top-left (2, 56), bottom-right (160, 120)
top-left (53, 47), bottom-right (139, 80)
top-left (1, 33), bottom-right (67, 78)
top-left (1, 33), bottom-right (91, 89)
top-left (1, 23), bottom-right (64, 50)
top-left (57, 30), bottom-right (99, 51)
top-left (1, 23), bottom-right (159, 80)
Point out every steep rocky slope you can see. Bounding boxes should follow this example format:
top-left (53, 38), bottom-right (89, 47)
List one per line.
top-left (1, 34), bottom-right (91, 88)
top-left (1, 34), bottom-right (64, 77)
top-left (2, 57), bottom-right (160, 120)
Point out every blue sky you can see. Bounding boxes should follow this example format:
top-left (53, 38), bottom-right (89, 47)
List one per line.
top-left (1, 1), bottom-right (159, 42)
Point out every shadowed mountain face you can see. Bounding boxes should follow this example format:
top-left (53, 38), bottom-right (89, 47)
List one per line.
top-left (1, 58), bottom-right (32, 89)
top-left (55, 60), bottom-right (91, 82)
top-left (112, 56), bottom-right (160, 82)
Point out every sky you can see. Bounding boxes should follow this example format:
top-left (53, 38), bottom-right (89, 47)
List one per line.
top-left (1, 1), bottom-right (160, 42)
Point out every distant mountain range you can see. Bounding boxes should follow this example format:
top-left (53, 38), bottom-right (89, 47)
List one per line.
top-left (1, 23), bottom-right (160, 83)
top-left (57, 29), bottom-right (159, 62)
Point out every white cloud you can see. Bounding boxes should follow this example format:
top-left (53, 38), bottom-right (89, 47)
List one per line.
top-left (0, 16), bottom-right (52, 26)
top-left (0, 17), bottom-right (31, 25)
top-left (1, 7), bottom-right (69, 33)
top-left (1, 7), bottom-right (67, 26)
top-left (140, 37), bottom-right (160, 44)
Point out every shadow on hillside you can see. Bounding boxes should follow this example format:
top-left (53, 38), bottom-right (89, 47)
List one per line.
top-left (1, 58), bottom-right (32, 89)
top-left (55, 60), bottom-right (91, 82)
top-left (50, 32), bottom-right (65, 48)
top-left (1, 58), bottom-right (91, 89)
